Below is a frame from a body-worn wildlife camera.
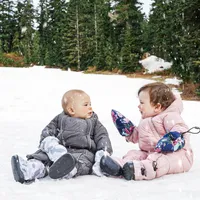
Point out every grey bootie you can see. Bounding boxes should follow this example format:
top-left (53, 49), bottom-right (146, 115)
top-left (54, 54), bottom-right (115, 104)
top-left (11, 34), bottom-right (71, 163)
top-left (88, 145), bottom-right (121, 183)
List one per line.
top-left (49, 153), bottom-right (76, 179)
top-left (122, 161), bottom-right (135, 180)
top-left (100, 155), bottom-right (123, 176)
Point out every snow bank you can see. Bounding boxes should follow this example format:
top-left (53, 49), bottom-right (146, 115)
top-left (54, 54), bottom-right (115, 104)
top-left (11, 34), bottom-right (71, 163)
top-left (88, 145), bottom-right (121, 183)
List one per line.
top-left (139, 55), bottom-right (172, 73)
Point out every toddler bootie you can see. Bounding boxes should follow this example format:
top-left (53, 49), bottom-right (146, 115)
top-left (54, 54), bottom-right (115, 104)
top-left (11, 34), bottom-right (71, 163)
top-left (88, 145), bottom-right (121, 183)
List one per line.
top-left (49, 153), bottom-right (76, 179)
top-left (11, 155), bottom-right (46, 184)
top-left (100, 155), bottom-right (123, 176)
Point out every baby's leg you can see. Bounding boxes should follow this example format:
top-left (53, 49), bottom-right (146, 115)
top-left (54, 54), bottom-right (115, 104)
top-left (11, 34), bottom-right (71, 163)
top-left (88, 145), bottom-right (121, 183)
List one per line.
top-left (123, 159), bottom-right (156, 180)
top-left (123, 149), bottom-right (193, 181)
top-left (100, 150), bottom-right (148, 177)
top-left (48, 153), bottom-right (77, 179)
top-left (39, 136), bottom-right (67, 162)
top-left (40, 136), bottom-right (77, 179)
top-left (11, 155), bottom-right (46, 184)
top-left (118, 150), bottom-right (149, 166)
top-left (68, 149), bottom-right (94, 177)
top-left (123, 152), bottom-right (170, 181)
top-left (152, 148), bottom-right (193, 178)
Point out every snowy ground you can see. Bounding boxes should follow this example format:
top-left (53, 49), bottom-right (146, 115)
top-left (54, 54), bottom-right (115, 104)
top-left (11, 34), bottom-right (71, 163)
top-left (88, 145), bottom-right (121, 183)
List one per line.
top-left (0, 66), bottom-right (200, 200)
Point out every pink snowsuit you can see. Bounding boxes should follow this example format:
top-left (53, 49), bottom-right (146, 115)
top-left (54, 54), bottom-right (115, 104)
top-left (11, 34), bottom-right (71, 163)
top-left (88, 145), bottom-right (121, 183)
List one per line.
top-left (115, 96), bottom-right (193, 180)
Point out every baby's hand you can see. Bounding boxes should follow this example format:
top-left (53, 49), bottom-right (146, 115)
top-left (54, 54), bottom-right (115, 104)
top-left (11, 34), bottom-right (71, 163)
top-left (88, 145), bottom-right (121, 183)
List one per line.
top-left (111, 109), bottom-right (135, 137)
top-left (155, 131), bottom-right (185, 153)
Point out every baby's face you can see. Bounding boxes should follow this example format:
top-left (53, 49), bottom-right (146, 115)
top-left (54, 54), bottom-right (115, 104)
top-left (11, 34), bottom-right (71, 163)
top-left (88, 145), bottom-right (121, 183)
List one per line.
top-left (138, 90), bottom-right (157, 119)
top-left (71, 93), bottom-right (93, 119)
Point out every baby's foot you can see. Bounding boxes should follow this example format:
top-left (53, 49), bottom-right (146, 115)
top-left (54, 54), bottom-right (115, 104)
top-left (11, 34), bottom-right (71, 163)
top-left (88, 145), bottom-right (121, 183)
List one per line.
top-left (11, 155), bottom-right (25, 183)
top-left (49, 153), bottom-right (76, 179)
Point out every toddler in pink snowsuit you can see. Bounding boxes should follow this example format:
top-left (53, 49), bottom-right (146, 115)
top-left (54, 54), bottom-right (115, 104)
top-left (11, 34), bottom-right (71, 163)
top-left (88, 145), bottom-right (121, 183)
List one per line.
top-left (100, 82), bottom-right (193, 180)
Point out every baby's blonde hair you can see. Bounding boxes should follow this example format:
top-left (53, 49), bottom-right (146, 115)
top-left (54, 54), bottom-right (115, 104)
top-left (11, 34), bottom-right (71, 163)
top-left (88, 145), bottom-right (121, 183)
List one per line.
top-left (61, 89), bottom-right (86, 114)
top-left (138, 82), bottom-right (175, 109)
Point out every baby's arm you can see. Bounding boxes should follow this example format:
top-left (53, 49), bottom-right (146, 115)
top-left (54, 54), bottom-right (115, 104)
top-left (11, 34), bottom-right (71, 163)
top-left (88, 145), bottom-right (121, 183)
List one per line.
top-left (163, 113), bottom-right (188, 133)
top-left (40, 113), bottom-right (61, 143)
top-left (155, 113), bottom-right (188, 153)
top-left (92, 116), bottom-right (113, 177)
top-left (93, 119), bottom-right (113, 154)
top-left (111, 109), bottom-right (139, 143)
top-left (125, 127), bottom-right (139, 143)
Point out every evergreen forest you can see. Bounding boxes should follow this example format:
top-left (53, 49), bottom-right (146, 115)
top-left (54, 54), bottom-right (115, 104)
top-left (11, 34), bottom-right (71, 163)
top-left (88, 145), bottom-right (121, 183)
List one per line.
top-left (0, 0), bottom-right (200, 85)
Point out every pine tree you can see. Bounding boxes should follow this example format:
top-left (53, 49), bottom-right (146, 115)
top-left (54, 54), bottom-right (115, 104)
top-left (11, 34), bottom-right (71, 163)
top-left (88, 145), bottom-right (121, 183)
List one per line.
top-left (37, 0), bottom-right (49, 65)
top-left (14, 0), bottom-right (35, 64)
top-left (0, 0), bottom-right (16, 53)
top-left (148, 0), bottom-right (200, 83)
top-left (111, 0), bottom-right (144, 72)
top-left (61, 0), bottom-right (81, 70)
top-left (93, 0), bottom-right (114, 70)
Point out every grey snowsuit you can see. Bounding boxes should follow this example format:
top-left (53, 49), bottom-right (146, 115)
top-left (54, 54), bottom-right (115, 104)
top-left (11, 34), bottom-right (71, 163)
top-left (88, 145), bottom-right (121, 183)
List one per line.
top-left (27, 112), bottom-right (113, 176)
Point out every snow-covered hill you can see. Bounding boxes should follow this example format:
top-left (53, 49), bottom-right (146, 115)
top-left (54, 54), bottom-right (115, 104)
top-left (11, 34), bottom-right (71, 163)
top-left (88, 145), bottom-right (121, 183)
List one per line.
top-left (0, 66), bottom-right (200, 200)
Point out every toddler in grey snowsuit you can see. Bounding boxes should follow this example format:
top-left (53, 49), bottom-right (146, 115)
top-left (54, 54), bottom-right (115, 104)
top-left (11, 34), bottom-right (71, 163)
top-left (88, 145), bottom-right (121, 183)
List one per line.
top-left (11, 89), bottom-right (113, 183)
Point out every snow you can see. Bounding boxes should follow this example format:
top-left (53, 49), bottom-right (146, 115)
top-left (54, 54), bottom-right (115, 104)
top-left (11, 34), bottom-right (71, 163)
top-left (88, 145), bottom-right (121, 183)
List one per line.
top-left (0, 66), bottom-right (200, 200)
top-left (165, 77), bottom-right (183, 85)
top-left (139, 55), bottom-right (172, 73)
top-left (139, 0), bottom-right (152, 16)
